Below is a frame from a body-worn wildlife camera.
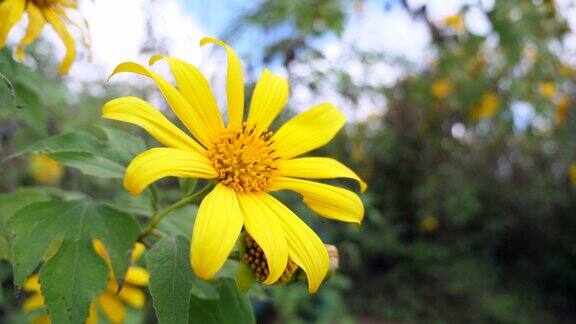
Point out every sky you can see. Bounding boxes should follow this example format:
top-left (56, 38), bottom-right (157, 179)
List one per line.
top-left (5, 0), bottom-right (576, 122)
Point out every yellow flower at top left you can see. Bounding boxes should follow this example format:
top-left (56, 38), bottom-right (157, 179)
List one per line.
top-left (0, 0), bottom-right (89, 74)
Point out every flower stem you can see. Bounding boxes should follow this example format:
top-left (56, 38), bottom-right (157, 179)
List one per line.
top-left (140, 182), bottom-right (215, 239)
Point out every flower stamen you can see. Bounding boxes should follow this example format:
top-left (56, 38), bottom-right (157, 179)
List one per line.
top-left (208, 122), bottom-right (279, 192)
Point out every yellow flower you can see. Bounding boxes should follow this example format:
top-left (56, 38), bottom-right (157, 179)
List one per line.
top-left (471, 92), bottom-right (500, 122)
top-left (420, 215), bottom-right (439, 233)
top-left (0, 0), bottom-right (89, 74)
top-left (443, 14), bottom-right (466, 33)
top-left (538, 82), bottom-right (556, 100)
top-left (102, 37), bottom-right (366, 293)
top-left (555, 95), bottom-right (570, 125)
top-left (569, 164), bottom-right (576, 185)
top-left (29, 154), bottom-right (63, 184)
top-left (431, 78), bottom-right (454, 100)
top-left (22, 242), bottom-right (148, 324)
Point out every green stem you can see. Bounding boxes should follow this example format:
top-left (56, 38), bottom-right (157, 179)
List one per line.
top-left (140, 182), bottom-right (215, 239)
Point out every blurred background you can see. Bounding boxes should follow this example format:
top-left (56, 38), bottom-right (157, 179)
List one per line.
top-left (2, 0), bottom-right (576, 323)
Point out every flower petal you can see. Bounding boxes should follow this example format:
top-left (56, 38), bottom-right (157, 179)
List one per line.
top-left (102, 96), bottom-right (205, 154)
top-left (124, 148), bottom-right (217, 195)
top-left (22, 292), bottom-right (44, 312)
top-left (200, 37), bottom-right (244, 126)
top-left (109, 62), bottom-right (215, 147)
top-left (42, 7), bottom-right (75, 74)
top-left (273, 103), bottom-right (346, 159)
top-left (278, 157), bottom-right (367, 192)
top-left (124, 266), bottom-right (149, 286)
top-left (23, 274), bottom-right (41, 292)
top-left (86, 302), bottom-right (99, 324)
top-left (256, 193), bottom-right (329, 293)
top-left (33, 314), bottom-right (51, 324)
top-left (247, 69), bottom-right (289, 132)
top-left (118, 285), bottom-right (146, 309)
top-left (150, 55), bottom-right (224, 131)
top-left (237, 193), bottom-right (288, 285)
top-left (0, 0), bottom-right (25, 47)
top-left (98, 292), bottom-right (125, 323)
top-left (270, 177), bottom-right (364, 223)
top-left (16, 4), bottom-right (45, 60)
top-left (191, 184), bottom-right (244, 280)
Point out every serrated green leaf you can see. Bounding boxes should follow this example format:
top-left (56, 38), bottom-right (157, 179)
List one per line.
top-left (96, 126), bottom-right (147, 165)
top-left (188, 279), bottom-right (255, 324)
top-left (0, 188), bottom-right (50, 260)
top-left (6, 200), bottom-right (140, 323)
top-left (147, 235), bottom-right (190, 324)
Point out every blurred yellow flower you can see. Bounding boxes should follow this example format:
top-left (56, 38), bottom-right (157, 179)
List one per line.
top-left (23, 241), bottom-right (148, 324)
top-left (538, 82), bottom-right (556, 100)
top-left (102, 37), bottom-right (366, 293)
top-left (443, 14), bottom-right (466, 33)
top-left (570, 164), bottom-right (576, 185)
top-left (0, 0), bottom-right (89, 74)
top-left (555, 95), bottom-right (570, 125)
top-left (29, 154), bottom-right (63, 184)
top-left (431, 78), bottom-right (454, 100)
top-left (420, 215), bottom-right (439, 233)
top-left (471, 92), bottom-right (500, 122)
top-left (559, 63), bottom-right (574, 77)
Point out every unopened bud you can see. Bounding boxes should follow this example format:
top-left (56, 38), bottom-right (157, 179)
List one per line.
top-left (325, 244), bottom-right (339, 271)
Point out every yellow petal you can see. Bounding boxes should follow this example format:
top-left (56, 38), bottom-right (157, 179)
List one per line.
top-left (273, 103), bottom-right (346, 159)
top-left (16, 4), bottom-right (45, 60)
top-left (124, 266), bottom-right (149, 286)
top-left (247, 68), bottom-right (289, 132)
top-left (124, 148), bottom-right (217, 195)
top-left (92, 239), bottom-right (113, 270)
top-left (237, 193), bottom-right (288, 285)
top-left (86, 302), bottom-right (98, 324)
top-left (150, 55), bottom-right (224, 131)
top-left (23, 274), bottom-right (41, 292)
top-left (32, 314), bottom-right (51, 324)
top-left (109, 62), bottom-right (214, 147)
top-left (42, 7), bottom-right (75, 74)
top-left (98, 293), bottom-right (125, 323)
top-left (270, 177), bottom-right (364, 223)
top-left (200, 37), bottom-right (244, 126)
top-left (191, 184), bottom-right (244, 279)
top-left (22, 293), bottom-right (45, 312)
top-left (0, 0), bottom-right (25, 47)
top-left (102, 96), bottom-right (205, 154)
top-left (118, 285), bottom-right (146, 309)
top-left (130, 242), bottom-right (146, 263)
top-left (278, 157), bottom-right (367, 192)
top-left (255, 193), bottom-right (329, 293)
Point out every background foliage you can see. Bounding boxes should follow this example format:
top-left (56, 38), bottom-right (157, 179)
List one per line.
top-left (2, 0), bottom-right (576, 323)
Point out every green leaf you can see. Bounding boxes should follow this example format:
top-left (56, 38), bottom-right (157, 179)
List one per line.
top-left (96, 126), bottom-right (147, 166)
top-left (188, 279), bottom-right (255, 324)
top-left (235, 261), bottom-right (256, 293)
top-left (147, 235), bottom-right (217, 324)
top-left (157, 206), bottom-right (197, 239)
top-left (0, 188), bottom-right (50, 260)
top-left (6, 200), bottom-right (140, 323)
top-left (179, 178), bottom-right (198, 197)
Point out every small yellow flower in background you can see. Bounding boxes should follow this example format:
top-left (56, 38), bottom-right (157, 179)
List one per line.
top-left (431, 78), bottom-right (454, 100)
top-left (102, 37), bottom-right (366, 293)
top-left (443, 14), bottom-right (466, 33)
top-left (29, 154), bottom-right (63, 184)
top-left (420, 215), bottom-right (439, 233)
top-left (569, 164), bottom-right (576, 185)
top-left (555, 95), bottom-right (570, 125)
top-left (0, 0), bottom-right (90, 74)
top-left (23, 241), bottom-right (148, 324)
top-left (471, 92), bottom-right (500, 122)
top-left (538, 82), bottom-right (556, 100)
top-left (559, 63), bottom-right (574, 77)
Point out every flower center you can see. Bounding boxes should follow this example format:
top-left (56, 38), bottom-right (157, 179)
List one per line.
top-left (208, 123), bottom-right (279, 192)
top-left (31, 0), bottom-right (58, 7)
top-left (244, 235), bottom-right (298, 285)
